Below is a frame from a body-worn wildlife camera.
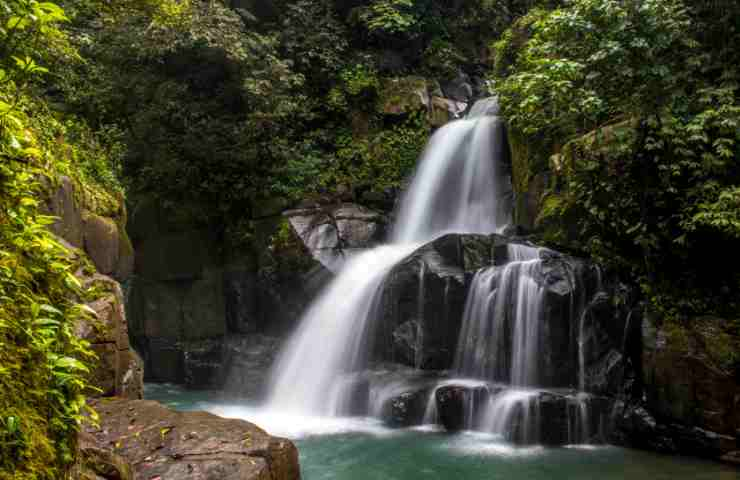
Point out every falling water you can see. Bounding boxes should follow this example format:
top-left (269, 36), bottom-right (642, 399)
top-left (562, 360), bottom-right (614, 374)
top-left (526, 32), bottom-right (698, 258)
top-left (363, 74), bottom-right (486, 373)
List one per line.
top-left (415, 261), bottom-right (427, 369)
top-left (267, 99), bottom-right (510, 414)
top-left (483, 389), bottom-right (539, 443)
top-left (268, 245), bottom-right (420, 413)
top-left (568, 392), bottom-right (591, 444)
top-left (392, 99), bottom-right (510, 243)
top-left (453, 244), bottom-right (543, 386)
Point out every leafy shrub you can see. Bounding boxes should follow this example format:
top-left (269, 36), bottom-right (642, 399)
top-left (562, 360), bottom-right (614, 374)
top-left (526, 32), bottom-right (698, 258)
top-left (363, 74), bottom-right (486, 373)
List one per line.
top-left (493, 0), bottom-right (740, 320)
top-left (0, 2), bottom-right (126, 478)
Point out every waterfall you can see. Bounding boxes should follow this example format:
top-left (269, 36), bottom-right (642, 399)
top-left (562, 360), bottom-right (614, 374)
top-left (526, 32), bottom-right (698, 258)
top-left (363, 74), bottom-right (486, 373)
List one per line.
top-left (483, 389), bottom-right (539, 443)
top-left (391, 99), bottom-right (510, 243)
top-left (268, 245), bottom-right (421, 413)
top-left (453, 244), bottom-right (543, 385)
top-left (266, 99), bottom-right (510, 414)
top-left (415, 261), bottom-right (426, 370)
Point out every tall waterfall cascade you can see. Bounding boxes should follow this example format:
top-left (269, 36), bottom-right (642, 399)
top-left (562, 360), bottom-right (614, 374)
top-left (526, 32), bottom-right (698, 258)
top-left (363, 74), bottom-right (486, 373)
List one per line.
top-left (265, 97), bottom-right (604, 446)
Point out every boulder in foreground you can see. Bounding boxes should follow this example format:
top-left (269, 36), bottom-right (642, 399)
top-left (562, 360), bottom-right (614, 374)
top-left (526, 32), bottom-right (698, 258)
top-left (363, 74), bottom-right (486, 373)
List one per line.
top-left (82, 398), bottom-right (300, 480)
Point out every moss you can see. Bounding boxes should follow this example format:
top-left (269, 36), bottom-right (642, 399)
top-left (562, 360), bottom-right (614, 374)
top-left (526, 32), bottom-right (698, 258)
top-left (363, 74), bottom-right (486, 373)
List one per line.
top-left (507, 128), bottom-right (549, 196)
top-left (376, 76), bottom-right (429, 115)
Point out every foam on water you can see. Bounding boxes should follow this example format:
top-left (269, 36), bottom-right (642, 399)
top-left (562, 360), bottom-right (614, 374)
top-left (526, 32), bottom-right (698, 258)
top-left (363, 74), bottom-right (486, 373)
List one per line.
top-left (208, 405), bottom-right (395, 439)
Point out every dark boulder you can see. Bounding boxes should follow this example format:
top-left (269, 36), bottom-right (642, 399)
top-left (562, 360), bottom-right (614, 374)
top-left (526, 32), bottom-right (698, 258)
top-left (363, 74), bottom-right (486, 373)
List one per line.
top-left (381, 388), bottom-right (431, 427)
top-left (435, 384), bottom-right (494, 432)
top-left (611, 314), bottom-right (740, 459)
top-left (441, 73), bottom-right (474, 103)
top-left (435, 385), bottom-right (472, 431)
top-left (611, 402), bottom-right (736, 458)
top-left (375, 234), bottom-right (477, 369)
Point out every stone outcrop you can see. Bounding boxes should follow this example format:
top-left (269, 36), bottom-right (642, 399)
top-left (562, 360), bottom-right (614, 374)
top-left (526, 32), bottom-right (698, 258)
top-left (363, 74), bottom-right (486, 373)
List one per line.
top-left (369, 233), bottom-right (623, 382)
top-left (77, 273), bottom-right (144, 399)
top-left (127, 196), bottom-right (333, 388)
top-left (44, 175), bottom-right (143, 400)
top-left (223, 335), bottom-right (281, 400)
top-left (44, 176), bottom-right (134, 281)
top-left (82, 398), bottom-right (300, 480)
top-left (374, 234), bottom-right (471, 370)
top-left (611, 315), bottom-right (740, 461)
top-left (374, 75), bottom-right (467, 127)
top-left (285, 203), bottom-right (387, 272)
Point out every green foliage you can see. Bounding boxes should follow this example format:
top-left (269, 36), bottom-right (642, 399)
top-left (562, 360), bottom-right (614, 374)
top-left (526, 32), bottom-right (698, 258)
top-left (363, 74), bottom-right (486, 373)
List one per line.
top-left (277, 0), bottom-right (348, 87)
top-left (360, 0), bottom-right (419, 37)
top-left (333, 111), bottom-right (429, 191)
top-left (494, 0), bottom-right (740, 321)
top-left (495, 0), bottom-right (692, 139)
top-left (60, 0), bottom-right (309, 222)
top-left (0, 1), bottom-right (122, 478)
top-left (60, 0), bottom-right (471, 235)
top-left (340, 64), bottom-right (380, 100)
top-left (422, 38), bottom-right (467, 79)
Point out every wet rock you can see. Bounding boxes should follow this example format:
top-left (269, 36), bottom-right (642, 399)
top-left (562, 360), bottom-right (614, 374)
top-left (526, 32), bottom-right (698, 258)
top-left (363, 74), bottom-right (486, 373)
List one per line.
top-left (642, 316), bottom-right (740, 436)
top-left (223, 267), bottom-right (258, 334)
top-left (223, 335), bottom-right (281, 400)
top-left (441, 73), bottom-right (474, 103)
top-left (584, 349), bottom-right (624, 396)
top-left (142, 336), bottom-right (184, 383)
top-left (183, 339), bottom-right (225, 389)
top-left (435, 384), bottom-right (492, 432)
top-left (611, 314), bottom-right (740, 458)
top-left (84, 398), bottom-right (300, 480)
top-left (381, 389), bottom-right (430, 427)
top-left (538, 392), bottom-right (569, 445)
top-left (391, 321), bottom-right (424, 368)
top-left (376, 235), bottom-right (471, 369)
top-left (435, 385), bottom-right (471, 431)
top-left (611, 402), bottom-right (736, 457)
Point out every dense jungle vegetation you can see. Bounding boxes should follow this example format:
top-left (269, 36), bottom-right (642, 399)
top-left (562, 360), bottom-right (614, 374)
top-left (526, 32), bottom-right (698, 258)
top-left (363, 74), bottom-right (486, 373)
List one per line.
top-left (0, 0), bottom-right (738, 477)
top-left (491, 0), bottom-right (740, 324)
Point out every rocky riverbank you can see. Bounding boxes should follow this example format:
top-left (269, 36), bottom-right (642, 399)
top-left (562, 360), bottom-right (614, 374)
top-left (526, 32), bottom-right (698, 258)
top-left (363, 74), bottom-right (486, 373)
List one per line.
top-left (76, 398), bottom-right (299, 480)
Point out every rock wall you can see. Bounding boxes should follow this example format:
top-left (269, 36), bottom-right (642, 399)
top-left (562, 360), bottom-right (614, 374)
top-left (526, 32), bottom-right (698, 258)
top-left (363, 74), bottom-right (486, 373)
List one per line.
top-left (126, 198), bottom-right (391, 391)
top-left (611, 315), bottom-right (740, 461)
top-left (44, 176), bottom-right (143, 400)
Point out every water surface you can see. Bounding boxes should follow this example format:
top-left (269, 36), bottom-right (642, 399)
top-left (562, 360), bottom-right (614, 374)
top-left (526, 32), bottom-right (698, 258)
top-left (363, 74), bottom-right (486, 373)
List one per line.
top-left (145, 384), bottom-right (738, 480)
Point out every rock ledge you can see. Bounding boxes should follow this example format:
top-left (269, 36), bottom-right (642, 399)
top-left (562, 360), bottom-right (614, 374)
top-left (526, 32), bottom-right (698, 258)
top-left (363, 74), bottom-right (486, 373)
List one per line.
top-left (82, 398), bottom-right (299, 480)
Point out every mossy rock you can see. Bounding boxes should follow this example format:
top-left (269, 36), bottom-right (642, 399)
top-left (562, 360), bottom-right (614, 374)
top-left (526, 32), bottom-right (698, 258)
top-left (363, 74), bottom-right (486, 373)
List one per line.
top-left (377, 76), bottom-right (429, 115)
top-left (643, 316), bottom-right (740, 436)
top-left (559, 119), bottom-right (638, 176)
top-left (82, 213), bottom-right (120, 276)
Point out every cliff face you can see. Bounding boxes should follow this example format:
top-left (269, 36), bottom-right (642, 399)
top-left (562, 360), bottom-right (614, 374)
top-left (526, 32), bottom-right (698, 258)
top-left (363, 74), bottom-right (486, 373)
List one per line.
top-left (43, 175), bottom-right (144, 401)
